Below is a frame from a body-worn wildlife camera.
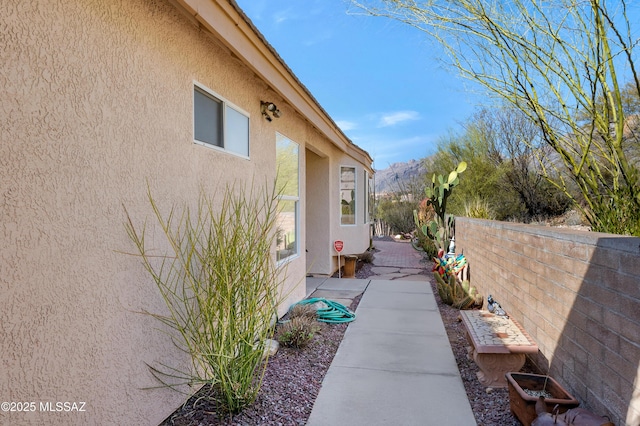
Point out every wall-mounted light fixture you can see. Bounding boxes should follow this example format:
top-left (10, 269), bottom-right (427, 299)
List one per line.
top-left (261, 101), bottom-right (282, 122)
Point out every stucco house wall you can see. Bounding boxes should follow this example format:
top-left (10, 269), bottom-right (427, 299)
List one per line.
top-left (1, 0), bottom-right (372, 424)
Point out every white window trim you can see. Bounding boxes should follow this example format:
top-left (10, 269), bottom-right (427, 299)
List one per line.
top-left (276, 132), bottom-right (301, 266)
top-left (340, 165), bottom-right (357, 227)
top-left (364, 170), bottom-right (370, 224)
top-left (276, 197), bottom-right (300, 267)
top-left (193, 81), bottom-right (250, 160)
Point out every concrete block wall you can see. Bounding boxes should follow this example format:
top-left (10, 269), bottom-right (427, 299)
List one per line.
top-left (456, 218), bottom-right (640, 426)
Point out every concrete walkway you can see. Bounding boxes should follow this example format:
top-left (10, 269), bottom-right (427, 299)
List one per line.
top-left (305, 239), bottom-right (477, 426)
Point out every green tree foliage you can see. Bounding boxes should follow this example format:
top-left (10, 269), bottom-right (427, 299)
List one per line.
top-left (375, 165), bottom-right (426, 235)
top-left (376, 197), bottom-right (418, 234)
top-left (426, 123), bottom-right (522, 221)
top-left (427, 106), bottom-right (573, 222)
top-left (472, 107), bottom-right (572, 221)
top-left (352, 0), bottom-right (640, 235)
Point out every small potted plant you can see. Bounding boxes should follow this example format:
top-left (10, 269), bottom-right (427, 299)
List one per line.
top-left (506, 372), bottom-right (580, 426)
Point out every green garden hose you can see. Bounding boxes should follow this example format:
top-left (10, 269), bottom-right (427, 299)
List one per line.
top-left (291, 298), bottom-right (356, 323)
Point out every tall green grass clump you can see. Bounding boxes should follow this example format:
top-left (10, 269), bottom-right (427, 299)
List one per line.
top-left (464, 197), bottom-right (496, 220)
top-left (124, 182), bottom-right (284, 413)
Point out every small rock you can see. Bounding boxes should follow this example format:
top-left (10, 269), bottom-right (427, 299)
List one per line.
top-left (263, 339), bottom-right (280, 358)
top-left (485, 387), bottom-right (494, 394)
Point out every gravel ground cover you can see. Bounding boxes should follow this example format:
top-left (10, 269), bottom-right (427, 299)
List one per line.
top-left (162, 256), bottom-right (540, 425)
top-left (161, 295), bottom-right (362, 426)
top-left (434, 279), bottom-right (541, 426)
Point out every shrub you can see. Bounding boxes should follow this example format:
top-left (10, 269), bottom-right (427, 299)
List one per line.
top-left (464, 197), bottom-right (496, 219)
top-left (124, 182), bottom-right (284, 414)
top-left (358, 250), bottom-right (374, 264)
top-left (376, 198), bottom-right (419, 234)
top-left (277, 316), bottom-right (320, 349)
top-left (289, 303), bottom-right (317, 321)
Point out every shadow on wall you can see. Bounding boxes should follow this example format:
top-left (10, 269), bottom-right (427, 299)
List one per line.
top-left (542, 237), bottom-right (640, 425)
top-left (455, 218), bottom-right (640, 426)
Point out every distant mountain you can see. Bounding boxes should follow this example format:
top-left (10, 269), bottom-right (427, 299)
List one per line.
top-left (374, 159), bottom-right (427, 195)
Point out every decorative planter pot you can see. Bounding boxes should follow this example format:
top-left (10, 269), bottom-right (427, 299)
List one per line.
top-left (505, 372), bottom-right (580, 426)
top-left (342, 255), bottom-right (357, 278)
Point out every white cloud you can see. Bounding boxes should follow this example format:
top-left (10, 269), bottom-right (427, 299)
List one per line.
top-left (378, 111), bottom-right (420, 127)
top-left (349, 134), bottom-right (436, 167)
top-left (273, 8), bottom-right (295, 25)
top-left (336, 120), bottom-right (357, 131)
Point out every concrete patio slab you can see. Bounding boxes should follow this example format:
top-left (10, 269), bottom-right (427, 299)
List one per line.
top-left (307, 366), bottom-right (476, 426)
top-left (370, 266), bottom-right (400, 274)
top-left (360, 290), bottom-right (436, 311)
top-left (367, 279), bottom-right (432, 294)
top-left (309, 289), bottom-right (363, 301)
top-left (347, 306), bottom-right (445, 336)
top-left (316, 278), bottom-right (370, 292)
top-left (331, 329), bottom-right (461, 374)
top-left (397, 268), bottom-right (424, 275)
top-left (372, 272), bottom-right (410, 280)
top-left (306, 277), bottom-right (327, 296)
top-left (394, 274), bottom-right (429, 281)
top-left (308, 275), bottom-right (476, 426)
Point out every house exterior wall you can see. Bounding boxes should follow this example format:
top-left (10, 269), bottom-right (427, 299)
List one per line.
top-left (1, 0), bottom-right (370, 424)
top-left (331, 156), bottom-right (372, 270)
top-left (304, 133), bottom-right (372, 275)
top-left (456, 218), bottom-right (640, 426)
top-left (306, 148), bottom-right (332, 274)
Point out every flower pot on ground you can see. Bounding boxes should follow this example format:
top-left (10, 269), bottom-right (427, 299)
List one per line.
top-left (506, 372), bottom-right (580, 426)
top-left (342, 255), bottom-right (357, 278)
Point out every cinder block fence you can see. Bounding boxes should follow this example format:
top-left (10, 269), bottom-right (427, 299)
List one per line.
top-left (456, 217), bottom-right (640, 426)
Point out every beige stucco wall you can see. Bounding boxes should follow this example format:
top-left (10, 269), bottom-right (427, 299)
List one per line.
top-left (0, 0), bottom-right (366, 423)
top-left (304, 136), bottom-right (372, 275)
top-left (331, 156), bottom-right (372, 270)
top-left (306, 148), bottom-right (332, 273)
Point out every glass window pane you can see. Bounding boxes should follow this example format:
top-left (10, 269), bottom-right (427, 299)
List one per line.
top-left (276, 134), bottom-right (299, 197)
top-left (276, 199), bottom-right (297, 261)
top-left (364, 171), bottom-right (369, 224)
top-left (368, 173), bottom-right (375, 224)
top-left (341, 166), bottom-right (356, 225)
top-left (225, 105), bottom-right (249, 157)
top-left (194, 88), bottom-right (222, 147)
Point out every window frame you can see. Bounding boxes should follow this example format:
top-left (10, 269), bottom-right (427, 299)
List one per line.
top-left (275, 133), bottom-right (300, 264)
top-left (193, 82), bottom-right (250, 159)
top-left (364, 170), bottom-right (374, 224)
top-left (340, 165), bottom-right (357, 226)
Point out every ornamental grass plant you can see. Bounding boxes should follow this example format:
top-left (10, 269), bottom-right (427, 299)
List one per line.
top-left (277, 316), bottom-right (321, 349)
top-left (124, 182), bottom-right (285, 414)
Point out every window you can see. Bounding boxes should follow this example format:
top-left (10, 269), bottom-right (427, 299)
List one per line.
top-left (276, 134), bottom-right (299, 262)
top-left (340, 166), bottom-right (356, 225)
top-left (193, 84), bottom-right (249, 157)
top-left (364, 170), bottom-right (374, 224)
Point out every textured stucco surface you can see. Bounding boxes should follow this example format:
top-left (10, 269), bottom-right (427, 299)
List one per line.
top-left (0, 0), bottom-right (368, 423)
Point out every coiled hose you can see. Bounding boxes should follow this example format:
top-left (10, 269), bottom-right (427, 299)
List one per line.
top-left (291, 298), bottom-right (356, 323)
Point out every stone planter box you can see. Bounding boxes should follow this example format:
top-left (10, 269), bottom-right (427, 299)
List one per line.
top-left (506, 372), bottom-right (580, 426)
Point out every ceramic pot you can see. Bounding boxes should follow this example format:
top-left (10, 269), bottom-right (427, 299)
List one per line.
top-left (505, 372), bottom-right (580, 426)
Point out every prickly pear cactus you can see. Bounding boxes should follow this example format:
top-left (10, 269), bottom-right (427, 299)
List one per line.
top-left (417, 162), bottom-right (467, 251)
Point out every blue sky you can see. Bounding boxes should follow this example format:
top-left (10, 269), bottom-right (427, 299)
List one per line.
top-left (235, 0), bottom-right (484, 169)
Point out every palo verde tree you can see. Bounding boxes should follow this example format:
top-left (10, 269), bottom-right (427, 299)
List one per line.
top-left (351, 0), bottom-right (640, 235)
